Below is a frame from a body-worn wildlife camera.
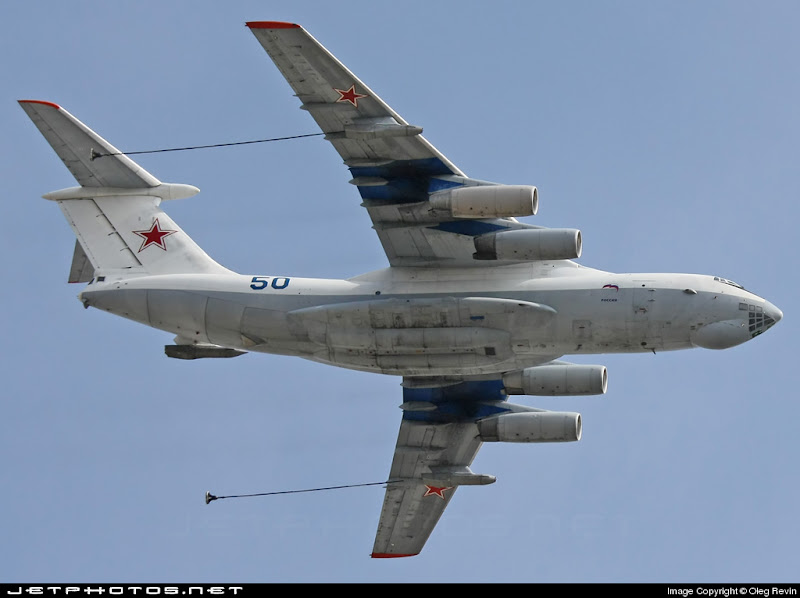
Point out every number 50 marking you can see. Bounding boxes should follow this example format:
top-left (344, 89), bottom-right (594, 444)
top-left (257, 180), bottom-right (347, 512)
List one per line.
top-left (250, 276), bottom-right (291, 290)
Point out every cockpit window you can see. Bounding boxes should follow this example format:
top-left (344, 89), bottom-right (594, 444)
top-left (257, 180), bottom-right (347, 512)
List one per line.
top-left (714, 276), bottom-right (746, 291)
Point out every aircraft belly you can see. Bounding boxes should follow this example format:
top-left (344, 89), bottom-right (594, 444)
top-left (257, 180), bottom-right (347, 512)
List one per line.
top-left (280, 296), bottom-right (562, 375)
top-left (323, 327), bottom-right (511, 354)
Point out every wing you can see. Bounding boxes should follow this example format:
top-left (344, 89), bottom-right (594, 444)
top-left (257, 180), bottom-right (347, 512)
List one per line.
top-left (247, 22), bottom-right (546, 268)
top-left (372, 421), bottom-right (474, 557)
top-left (372, 370), bottom-right (589, 557)
top-left (371, 380), bottom-right (509, 557)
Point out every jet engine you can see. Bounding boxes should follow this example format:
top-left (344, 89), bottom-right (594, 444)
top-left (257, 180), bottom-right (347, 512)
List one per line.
top-left (503, 364), bottom-right (607, 396)
top-left (473, 228), bottom-right (582, 261)
top-left (478, 412), bottom-right (582, 443)
top-left (429, 185), bottom-right (538, 218)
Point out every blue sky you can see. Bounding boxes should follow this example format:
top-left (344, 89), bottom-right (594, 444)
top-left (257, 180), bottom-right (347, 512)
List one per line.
top-left (2, 1), bottom-right (797, 582)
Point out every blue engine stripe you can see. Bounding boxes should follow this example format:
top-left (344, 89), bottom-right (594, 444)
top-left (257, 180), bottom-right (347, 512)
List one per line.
top-left (350, 157), bottom-right (461, 204)
top-left (348, 157), bottom-right (454, 179)
top-left (427, 178), bottom-right (463, 193)
top-left (403, 380), bottom-right (506, 403)
top-left (430, 220), bottom-right (508, 237)
top-left (402, 380), bottom-right (510, 423)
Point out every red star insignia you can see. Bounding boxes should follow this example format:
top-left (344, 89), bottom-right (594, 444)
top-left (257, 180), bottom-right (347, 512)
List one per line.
top-left (133, 218), bottom-right (177, 252)
top-left (423, 485), bottom-right (452, 500)
top-left (334, 84), bottom-right (368, 107)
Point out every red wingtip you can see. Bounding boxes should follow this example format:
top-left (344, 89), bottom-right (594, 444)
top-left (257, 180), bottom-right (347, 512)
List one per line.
top-left (246, 21), bottom-right (300, 29)
top-left (371, 552), bottom-right (418, 559)
top-left (18, 99), bottom-right (60, 110)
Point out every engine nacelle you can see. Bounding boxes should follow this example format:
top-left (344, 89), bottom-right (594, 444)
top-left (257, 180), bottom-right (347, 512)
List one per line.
top-left (429, 185), bottom-right (538, 218)
top-left (503, 365), bottom-right (607, 396)
top-left (474, 228), bottom-right (582, 261)
top-left (478, 412), bottom-right (582, 443)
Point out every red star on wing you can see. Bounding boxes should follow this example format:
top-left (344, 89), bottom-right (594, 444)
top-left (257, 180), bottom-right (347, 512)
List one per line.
top-left (423, 485), bottom-right (452, 500)
top-left (334, 84), bottom-right (368, 107)
top-left (133, 218), bottom-right (177, 252)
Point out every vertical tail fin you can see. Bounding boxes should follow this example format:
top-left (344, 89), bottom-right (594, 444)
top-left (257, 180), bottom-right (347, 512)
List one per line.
top-left (19, 100), bottom-right (231, 279)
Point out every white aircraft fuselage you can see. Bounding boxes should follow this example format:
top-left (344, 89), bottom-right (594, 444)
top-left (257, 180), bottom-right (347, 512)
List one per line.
top-left (80, 264), bottom-right (782, 377)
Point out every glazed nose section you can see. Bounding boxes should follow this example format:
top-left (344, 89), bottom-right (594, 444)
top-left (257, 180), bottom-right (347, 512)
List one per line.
top-left (761, 301), bottom-right (783, 331)
top-left (743, 299), bottom-right (782, 341)
top-left (691, 298), bottom-right (782, 350)
top-left (746, 301), bottom-right (780, 337)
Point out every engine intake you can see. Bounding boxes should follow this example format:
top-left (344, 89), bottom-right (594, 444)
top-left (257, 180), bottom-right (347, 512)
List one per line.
top-left (503, 365), bottom-right (607, 396)
top-left (429, 185), bottom-right (538, 218)
top-left (478, 412), bottom-right (582, 443)
top-left (474, 228), bottom-right (582, 261)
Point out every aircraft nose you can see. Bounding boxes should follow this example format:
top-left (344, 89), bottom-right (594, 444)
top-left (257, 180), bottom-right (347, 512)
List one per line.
top-left (692, 297), bottom-right (782, 350)
top-left (746, 299), bottom-right (781, 338)
top-left (764, 301), bottom-right (783, 325)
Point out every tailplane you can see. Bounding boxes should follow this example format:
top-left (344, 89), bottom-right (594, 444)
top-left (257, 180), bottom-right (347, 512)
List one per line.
top-left (19, 100), bottom-right (231, 280)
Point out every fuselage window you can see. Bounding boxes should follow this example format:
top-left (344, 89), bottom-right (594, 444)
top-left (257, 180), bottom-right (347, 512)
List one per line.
top-left (714, 276), bottom-right (746, 291)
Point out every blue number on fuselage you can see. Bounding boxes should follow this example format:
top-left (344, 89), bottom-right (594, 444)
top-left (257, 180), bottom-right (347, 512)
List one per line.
top-left (250, 276), bottom-right (291, 290)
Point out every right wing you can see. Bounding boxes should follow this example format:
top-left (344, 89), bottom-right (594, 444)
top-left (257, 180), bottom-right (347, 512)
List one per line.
top-left (246, 22), bottom-right (464, 177)
top-left (247, 22), bottom-right (559, 268)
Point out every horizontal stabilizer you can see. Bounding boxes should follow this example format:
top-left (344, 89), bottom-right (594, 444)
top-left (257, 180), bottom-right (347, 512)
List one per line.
top-left (18, 100), bottom-right (160, 189)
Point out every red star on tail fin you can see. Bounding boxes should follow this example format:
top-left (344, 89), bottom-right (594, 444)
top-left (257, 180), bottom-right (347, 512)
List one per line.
top-left (133, 218), bottom-right (177, 252)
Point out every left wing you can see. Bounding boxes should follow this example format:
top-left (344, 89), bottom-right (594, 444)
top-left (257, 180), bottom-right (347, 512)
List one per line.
top-left (247, 22), bottom-right (557, 268)
top-left (372, 420), bottom-right (477, 558)
top-left (372, 380), bottom-right (505, 557)
top-left (372, 379), bottom-right (583, 557)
